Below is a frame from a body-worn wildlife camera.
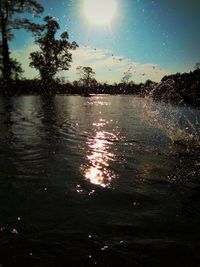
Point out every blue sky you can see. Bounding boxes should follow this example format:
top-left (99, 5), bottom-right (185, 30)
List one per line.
top-left (11, 0), bottom-right (200, 83)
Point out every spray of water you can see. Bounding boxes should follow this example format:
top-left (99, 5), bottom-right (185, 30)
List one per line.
top-left (139, 78), bottom-right (200, 146)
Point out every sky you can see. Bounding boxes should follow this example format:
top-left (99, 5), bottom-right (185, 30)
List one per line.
top-left (11, 0), bottom-right (200, 84)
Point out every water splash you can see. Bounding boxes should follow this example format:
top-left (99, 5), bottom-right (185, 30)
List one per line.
top-left (148, 78), bottom-right (184, 105)
top-left (138, 79), bottom-right (200, 146)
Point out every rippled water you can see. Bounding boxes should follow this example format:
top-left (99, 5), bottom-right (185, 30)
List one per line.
top-left (0, 95), bottom-right (200, 267)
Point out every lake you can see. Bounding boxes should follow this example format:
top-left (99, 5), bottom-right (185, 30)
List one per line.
top-left (0, 95), bottom-right (200, 266)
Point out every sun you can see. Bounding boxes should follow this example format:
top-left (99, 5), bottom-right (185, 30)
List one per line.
top-left (83, 0), bottom-right (118, 25)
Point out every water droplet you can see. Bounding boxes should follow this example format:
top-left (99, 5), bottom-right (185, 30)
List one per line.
top-left (11, 229), bottom-right (19, 234)
top-left (89, 190), bottom-right (95, 196)
top-left (101, 245), bottom-right (108, 251)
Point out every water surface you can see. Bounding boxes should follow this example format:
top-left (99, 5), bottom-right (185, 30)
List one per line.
top-left (0, 95), bottom-right (200, 266)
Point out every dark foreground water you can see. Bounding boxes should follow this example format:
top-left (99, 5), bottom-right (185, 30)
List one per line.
top-left (0, 95), bottom-right (200, 267)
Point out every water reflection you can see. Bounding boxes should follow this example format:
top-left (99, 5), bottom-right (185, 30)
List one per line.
top-left (83, 120), bottom-right (118, 187)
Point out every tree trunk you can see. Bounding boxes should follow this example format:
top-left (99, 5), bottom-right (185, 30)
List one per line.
top-left (1, 17), bottom-right (11, 83)
top-left (0, 2), bottom-right (11, 84)
top-left (41, 70), bottom-right (53, 83)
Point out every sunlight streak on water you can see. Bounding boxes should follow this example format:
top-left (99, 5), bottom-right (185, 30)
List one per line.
top-left (83, 120), bottom-right (118, 187)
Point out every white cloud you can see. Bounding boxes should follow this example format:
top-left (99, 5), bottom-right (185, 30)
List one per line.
top-left (12, 42), bottom-right (170, 83)
top-left (69, 46), bottom-right (170, 83)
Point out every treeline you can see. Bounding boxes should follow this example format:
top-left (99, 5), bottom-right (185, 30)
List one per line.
top-left (160, 69), bottom-right (200, 105)
top-left (146, 68), bottom-right (200, 106)
top-left (0, 68), bottom-right (199, 106)
top-left (0, 78), bottom-right (144, 95)
top-left (0, 1), bottom-right (200, 106)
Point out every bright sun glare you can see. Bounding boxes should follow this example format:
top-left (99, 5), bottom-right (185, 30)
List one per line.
top-left (83, 0), bottom-right (118, 25)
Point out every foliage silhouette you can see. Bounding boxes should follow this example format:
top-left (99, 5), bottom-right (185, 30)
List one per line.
top-left (194, 62), bottom-right (200, 70)
top-left (30, 16), bottom-right (78, 85)
top-left (0, 68), bottom-right (199, 107)
top-left (0, 0), bottom-right (43, 83)
top-left (76, 66), bottom-right (97, 93)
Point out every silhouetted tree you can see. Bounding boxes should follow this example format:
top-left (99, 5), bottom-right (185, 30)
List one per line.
top-left (121, 70), bottom-right (132, 84)
top-left (0, 57), bottom-right (24, 80)
top-left (76, 66), bottom-right (96, 88)
top-left (30, 16), bottom-right (78, 84)
top-left (194, 62), bottom-right (200, 70)
top-left (151, 69), bottom-right (200, 105)
top-left (10, 59), bottom-right (24, 80)
top-left (0, 0), bottom-right (43, 83)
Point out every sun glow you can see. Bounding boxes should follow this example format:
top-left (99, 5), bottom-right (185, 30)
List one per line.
top-left (83, 0), bottom-right (118, 25)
